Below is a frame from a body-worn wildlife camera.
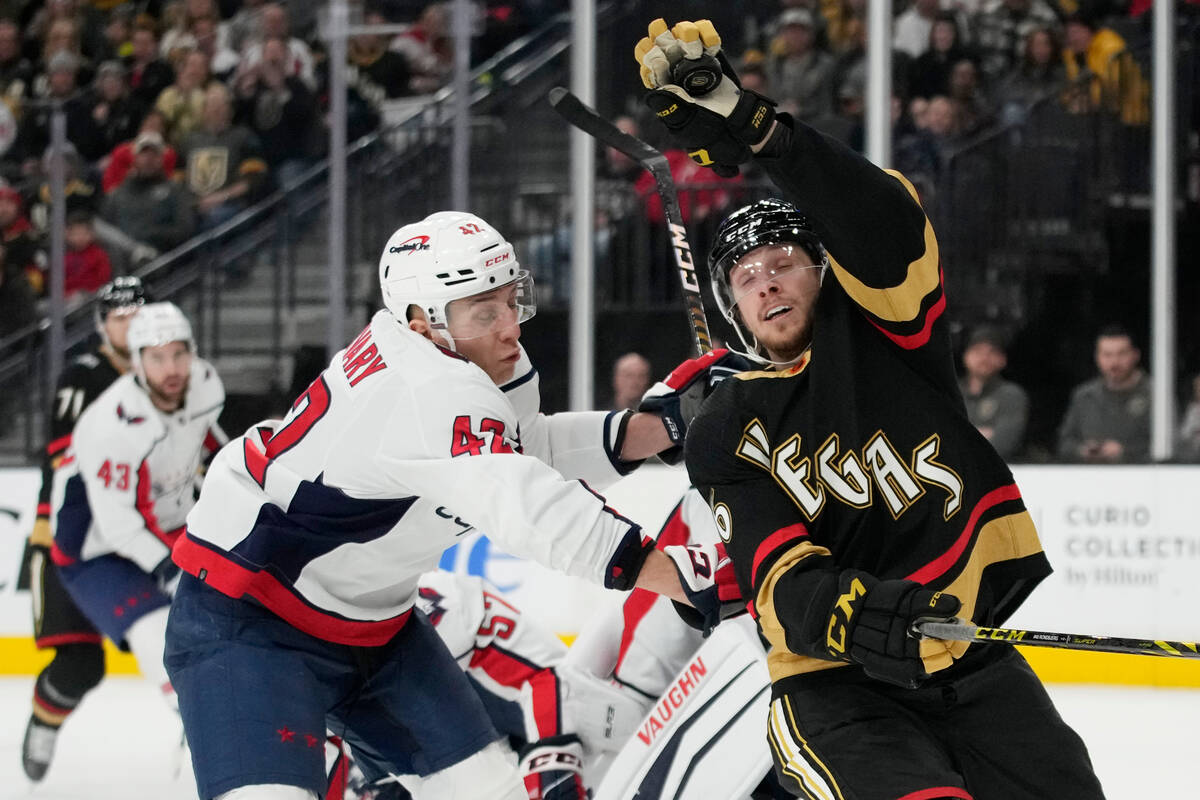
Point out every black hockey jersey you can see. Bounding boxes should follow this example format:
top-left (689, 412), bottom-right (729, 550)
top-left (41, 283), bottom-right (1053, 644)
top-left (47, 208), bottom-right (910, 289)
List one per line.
top-left (30, 343), bottom-right (124, 548)
top-left (684, 119), bottom-right (1051, 684)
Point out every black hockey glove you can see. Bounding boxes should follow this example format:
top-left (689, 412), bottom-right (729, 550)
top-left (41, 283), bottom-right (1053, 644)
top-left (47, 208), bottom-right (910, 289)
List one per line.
top-left (638, 347), bottom-right (752, 465)
top-left (518, 734), bottom-right (587, 800)
top-left (822, 572), bottom-right (967, 688)
top-left (151, 555), bottom-right (182, 596)
top-left (635, 18), bottom-right (777, 176)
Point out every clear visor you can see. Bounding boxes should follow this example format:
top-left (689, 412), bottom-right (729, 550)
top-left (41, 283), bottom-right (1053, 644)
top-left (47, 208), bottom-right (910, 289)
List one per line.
top-left (726, 245), bottom-right (823, 308)
top-left (443, 270), bottom-right (536, 340)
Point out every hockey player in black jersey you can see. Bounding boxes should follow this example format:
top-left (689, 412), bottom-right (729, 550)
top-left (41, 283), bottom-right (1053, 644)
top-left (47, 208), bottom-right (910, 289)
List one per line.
top-left (21, 277), bottom-right (147, 781)
top-left (635, 18), bottom-right (1106, 800)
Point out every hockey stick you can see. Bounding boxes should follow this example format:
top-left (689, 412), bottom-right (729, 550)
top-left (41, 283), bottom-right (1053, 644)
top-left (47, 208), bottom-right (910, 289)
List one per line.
top-left (912, 618), bottom-right (1200, 660)
top-left (548, 86), bottom-right (712, 357)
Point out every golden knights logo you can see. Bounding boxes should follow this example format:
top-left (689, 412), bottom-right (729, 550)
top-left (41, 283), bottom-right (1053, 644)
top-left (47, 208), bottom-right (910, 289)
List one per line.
top-left (735, 419), bottom-right (964, 522)
top-left (187, 147), bottom-right (230, 196)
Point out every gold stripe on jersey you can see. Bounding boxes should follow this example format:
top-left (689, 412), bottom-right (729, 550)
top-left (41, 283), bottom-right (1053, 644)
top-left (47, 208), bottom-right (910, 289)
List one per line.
top-left (826, 171), bottom-right (940, 324)
top-left (29, 518), bottom-right (53, 548)
top-left (753, 541), bottom-right (846, 683)
top-left (938, 509), bottom-right (1044, 630)
top-left (733, 351), bottom-right (812, 382)
top-left (767, 696), bottom-right (846, 800)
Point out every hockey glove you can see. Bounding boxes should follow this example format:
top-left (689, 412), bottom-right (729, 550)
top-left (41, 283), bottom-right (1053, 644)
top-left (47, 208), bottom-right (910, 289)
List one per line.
top-left (518, 734), bottom-right (587, 800)
top-left (661, 542), bottom-right (743, 636)
top-left (639, 347), bottom-right (752, 465)
top-left (151, 556), bottom-right (182, 597)
top-left (823, 571), bottom-right (967, 688)
top-left (635, 18), bottom-right (777, 175)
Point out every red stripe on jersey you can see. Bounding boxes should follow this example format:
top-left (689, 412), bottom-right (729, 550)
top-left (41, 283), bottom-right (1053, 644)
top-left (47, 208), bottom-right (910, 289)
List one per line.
top-left (616, 499), bottom-right (692, 673)
top-left (136, 461), bottom-right (185, 549)
top-left (864, 268), bottom-right (947, 350)
top-left (751, 523), bottom-right (810, 587)
top-left (906, 484), bottom-right (1023, 585)
top-left (46, 434), bottom-right (72, 455)
top-left (203, 430), bottom-right (221, 454)
top-left (325, 736), bottom-right (349, 800)
top-left (897, 788), bottom-right (973, 800)
top-left (173, 534), bottom-right (413, 647)
top-left (35, 632), bottom-right (103, 649)
top-left (49, 543), bottom-right (76, 566)
top-left (468, 645), bottom-right (561, 739)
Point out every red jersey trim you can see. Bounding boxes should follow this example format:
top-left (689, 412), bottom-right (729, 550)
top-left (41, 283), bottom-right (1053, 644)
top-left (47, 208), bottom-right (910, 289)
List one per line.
top-left (468, 644), bottom-right (561, 739)
top-left (49, 543), bottom-right (76, 566)
top-left (906, 484), bottom-right (1023, 585)
top-left (897, 788), bottom-right (973, 800)
top-left (46, 434), bottom-right (72, 455)
top-left (35, 632), bottom-right (103, 649)
top-left (173, 533), bottom-right (412, 647)
top-left (864, 267), bottom-right (946, 350)
top-left (136, 461), bottom-right (185, 550)
top-left (751, 523), bottom-right (810, 587)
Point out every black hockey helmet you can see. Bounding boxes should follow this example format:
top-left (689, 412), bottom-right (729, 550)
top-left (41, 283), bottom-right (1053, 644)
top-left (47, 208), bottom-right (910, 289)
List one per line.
top-left (95, 276), bottom-right (149, 325)
top-left (708, 198), bottom-right (827, 364)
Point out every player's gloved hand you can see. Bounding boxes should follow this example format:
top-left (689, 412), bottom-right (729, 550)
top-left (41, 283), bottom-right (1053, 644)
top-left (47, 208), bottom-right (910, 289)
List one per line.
top-left (824, 571), bottom-right (967, 688)
top-left (661, 542), bottom-right (743, 636)
top-left (639, 347), bottom-right (752, 465)
top-left (518, 734), bottom-right (587, 800)
top-left (151, 556), bottom-right (181, 596)
top-left (635, 18), bottom-right (777, 176)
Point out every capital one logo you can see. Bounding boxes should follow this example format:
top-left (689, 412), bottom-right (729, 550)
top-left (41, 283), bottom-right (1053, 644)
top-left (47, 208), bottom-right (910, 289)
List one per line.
top-left (390, 235), bottom-right (430, 254)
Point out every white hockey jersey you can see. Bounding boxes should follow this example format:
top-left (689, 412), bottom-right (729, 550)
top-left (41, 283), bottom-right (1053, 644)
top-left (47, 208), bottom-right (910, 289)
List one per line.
top-left (51, 359), bottom-right (226, 572)
top-left (416, 570), bottom-right (568, 743)
top-left (176, 310), bottom-right (645, 647)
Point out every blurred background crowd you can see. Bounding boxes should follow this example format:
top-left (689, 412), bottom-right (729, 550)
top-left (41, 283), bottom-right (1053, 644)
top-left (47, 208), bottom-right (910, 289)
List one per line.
top-left (0, 0), bottom-right (1195, 465)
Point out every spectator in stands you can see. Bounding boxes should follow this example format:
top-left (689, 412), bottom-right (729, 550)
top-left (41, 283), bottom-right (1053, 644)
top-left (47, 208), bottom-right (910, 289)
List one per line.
top-left (974, 0), bottom-right (1061, 83)
top-left (103, 110), bottom-right (178, 193)
top-left (239, 4), bottom-right (315, 90)
top-left (179, 83), bottom-right (268, 229)
top-left (765, 8), bottom-right (836, 122)
top-left (234, 36), bottom-right (321, 189)
top-left (946, 57), bottom-right (994, 135)
top-left (101, 130), bottom-right (194, 252)
top-left (908, 12), bottom-right (970, 100)
top-left (35, 18), bottom-right (94, 92)
top-left (390, 2), bottom-right (452, 94)
top-left (227, 0), bottom-right (267, 54)
top-left (62, 210), bottom-right (111, 300)
top-left (191, 15), bottom-right (241, 82)
top-left (609, 352), bottom-right (652, 411)
top-left (822, 0), bottom-right (867, 55)
top-left (155, 49), bottom-right (211, 143)
top-left (14, 52), bottom-right (103, 169)
top-left (29, 143), bottom-right (101, 237)
top-left (1057, 325), bottom-right (1151, 463)
top-left (348, 15), bottom-right (415, 100)
top-left (0, 242), bottom-right (38, 339)
top-left (1062, 11), bottom-right (1149, 126)
top-left (125, 20), bottom-right (175, 109)
top-left (0, 183), bottom-right (45, 294)
top-left (1178, 374), bottom-right (1200, 462)
top-left (160, 0), bottom-right (230, 65)
top-left (995, 25), bottom-right (1066, 123)
top-left (0, 19), bottom-right (32, 112)
top-left (86, 61), bottom-right (145, 160)
top-left (98, 5), bottom-right (134, 63)
top-left (959, 326), bottom-right (1029, 461)
top-left (893, 0), bottom-right (940, 59)
top-left (925, 93), bottom-right (961, 144)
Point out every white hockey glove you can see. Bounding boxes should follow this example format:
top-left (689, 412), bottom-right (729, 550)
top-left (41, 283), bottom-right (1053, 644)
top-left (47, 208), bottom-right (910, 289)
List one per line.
top-left (661, 542), bottom-right (743, 636)
top-left (559, 664), bottom-right (651, 755)
top-left (639, 347), bottom-right (752, 465)
top-left (518, 734), bottom-right (587, 800)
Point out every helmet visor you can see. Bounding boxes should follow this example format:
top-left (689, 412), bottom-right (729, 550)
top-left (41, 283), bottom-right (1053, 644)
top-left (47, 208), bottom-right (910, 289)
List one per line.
top-left (725, 245), bottom-right (823, 309)
top-left (444, 270), bottom-right (536, 340)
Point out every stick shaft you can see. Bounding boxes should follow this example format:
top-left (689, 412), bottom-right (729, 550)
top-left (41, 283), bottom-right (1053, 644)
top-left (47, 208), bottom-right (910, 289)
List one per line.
top-left (548, 87), bottom-right (712, 356)
top-left (914, 618), bottom-right (1200, 659)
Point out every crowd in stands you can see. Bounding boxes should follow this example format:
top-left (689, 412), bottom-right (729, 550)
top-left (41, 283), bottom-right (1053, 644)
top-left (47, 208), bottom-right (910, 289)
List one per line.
top-left (0, 0), bottom-right (544, 319)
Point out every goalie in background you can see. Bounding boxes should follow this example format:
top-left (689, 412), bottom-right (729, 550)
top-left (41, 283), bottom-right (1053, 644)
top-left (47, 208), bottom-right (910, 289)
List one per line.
top-left (636, 17), bottom-right (1105, 800)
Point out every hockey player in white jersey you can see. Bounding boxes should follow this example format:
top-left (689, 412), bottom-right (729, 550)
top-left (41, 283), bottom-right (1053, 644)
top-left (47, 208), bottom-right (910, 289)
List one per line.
top-left (165, 211), bottom-right (738, 800)
top-left (50, 301), bottom-right (225, 714)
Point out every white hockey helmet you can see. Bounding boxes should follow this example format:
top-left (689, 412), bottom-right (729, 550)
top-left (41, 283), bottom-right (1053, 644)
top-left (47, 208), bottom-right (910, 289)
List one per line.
top-left (378, 211), bottom-right (535, 349)
top-left (127, 302), bottom-right (194, 374)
